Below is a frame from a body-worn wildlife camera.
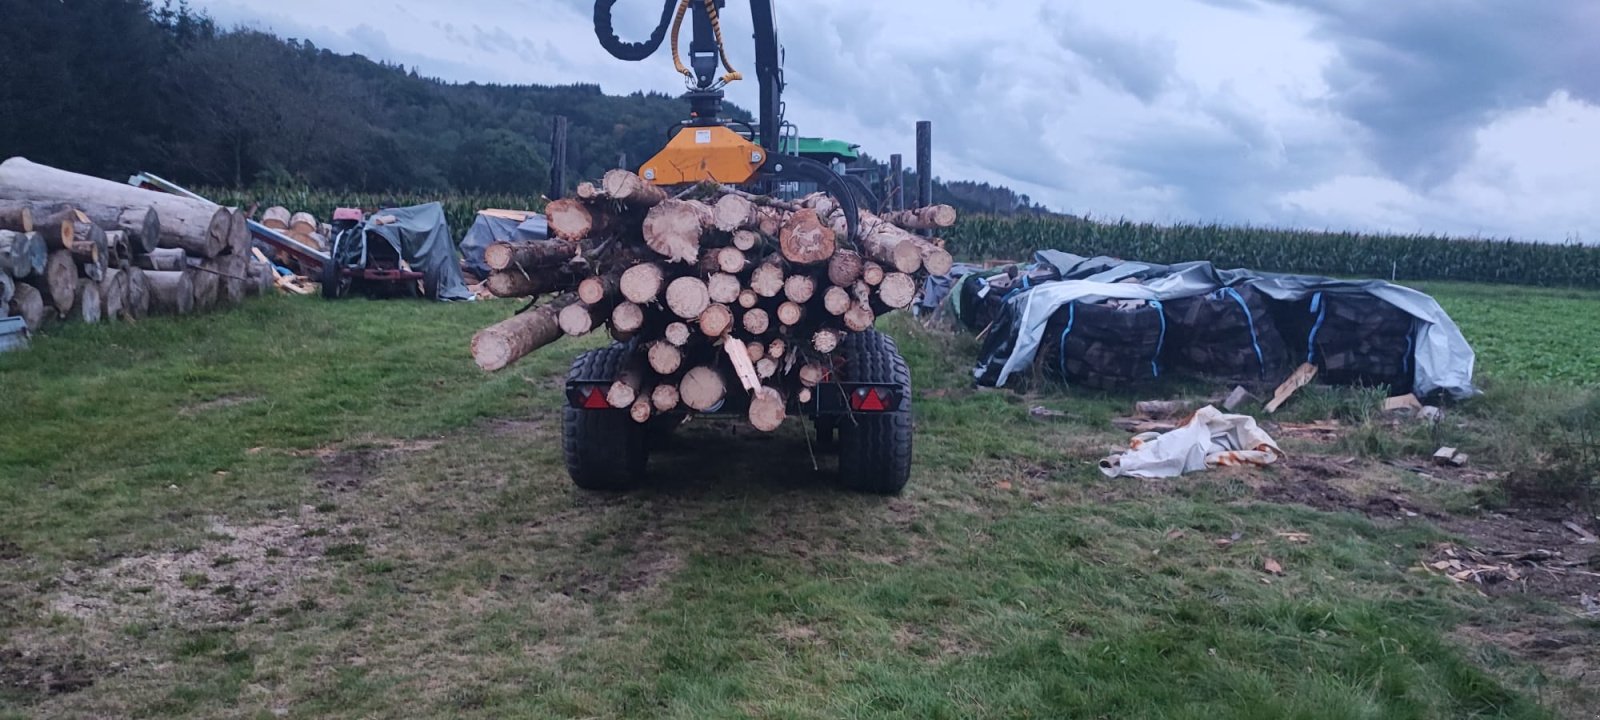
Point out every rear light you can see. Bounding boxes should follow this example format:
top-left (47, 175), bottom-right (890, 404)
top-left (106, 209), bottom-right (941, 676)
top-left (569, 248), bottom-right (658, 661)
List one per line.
top-left (849, 387), bottom-right (891, 412)
top-left (579, 386), bottom-right (610, 409)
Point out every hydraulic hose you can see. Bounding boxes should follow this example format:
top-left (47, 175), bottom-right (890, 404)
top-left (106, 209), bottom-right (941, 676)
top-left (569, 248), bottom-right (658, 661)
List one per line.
top-left (593, 0), bottom-right (678, 61)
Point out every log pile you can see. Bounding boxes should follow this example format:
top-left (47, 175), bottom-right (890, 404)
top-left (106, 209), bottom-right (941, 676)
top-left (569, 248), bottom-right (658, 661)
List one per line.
top-left (0, 157), bottom-right (274, 336)
top-left (469, 169), bottom-right (956, 432)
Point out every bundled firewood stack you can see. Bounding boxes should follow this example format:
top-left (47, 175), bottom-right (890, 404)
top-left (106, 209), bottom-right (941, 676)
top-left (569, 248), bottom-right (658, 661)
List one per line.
top-left (469, 169), bottom-right (955, 431)
top-left (0, 157), bottom-right (274, 334)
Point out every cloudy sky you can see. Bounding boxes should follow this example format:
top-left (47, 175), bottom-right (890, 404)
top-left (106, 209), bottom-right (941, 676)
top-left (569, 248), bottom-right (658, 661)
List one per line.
top-left (190, 0), bottom-right (1599, 243)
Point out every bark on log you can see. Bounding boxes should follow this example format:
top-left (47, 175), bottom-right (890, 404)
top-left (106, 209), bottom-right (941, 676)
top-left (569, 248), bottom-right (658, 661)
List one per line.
top-left (742, 307), bottom-right (771, 335)
top-left (578, 274), bottom-right (619, 305)
top-left (0, 159), bottom-right (229, 258)
top-left (73, 276), bottom-right (101, 323)
top-left (707, 272), bottom-right (741, 304)
top-left (912, 238), bottom-right (953, 277)
top-left (262, 206), bottom-right (291, 230)
top-left (642, 199), bottom-right (706, 263)
top-left (485, 240), bottom-right (577, 272)
top-left (665, 276), bottom-right (710, 319)
top-left (602, 169), bottom-right (668, 207)
top-left (545, 199), bottom-right (596, 241)
top-left (822, 285), bottom-right (852, 316)
top-left (1, 199), bottom-right (160, 255)
top-left (778, 208), bottom-right (836, 265)
top-left (750, 260), bottom-right (784, 298)
top-left (136, 247), bottom-right (188, 271)
top-left (98, 267), bottom-right (128, 321)
top-left (698, 302), bottom-right (733, 337)
top-left (0, 230), bottom-right (45, 277)
top-left (712, 193), bottom-right (760, 232)
top-left (70, 221), bottom-right (108, 282)
top-left (827, 249), bottom-right (862, 287)
top-left (485, 268), bottom-right (561, 298)
top-left (8, 282), bottom-right (44, 331)
top-left (664, 321), bottom-right (692, 346)
top-left (748, 386), bottom-right (786, 432)
top-left (611, 301), bottom-right (646, 333)
top-left (0, 272), bottom-right (11, 308)
top-left (0, 204), bottom-right (31, 232)
top-left (651, 383), bottom-right (680, 413)
top-left (33, 249), bottom-right (76, 312)
top-left (877, 272), bottom-right (918, 309)
top-left (189, 262), bottom-right (218, 311)
top-left (647, 341), bottom-right (683, 375)
top-left (125, 267), bottom-right (150, 319)
top-left (145, 269), bottom-right (193, 315)
top-left (882, 204), bottom-right (958, 230)
top-left (783, 274), bottom-right (816, 303)
top-left (680, 366), bottom-right (727, 412)
top-left (860, 219), bottom-right (923, 274)
top-left (215, 254), bottom-right (247, 306)
top-left (470, 294), bottom-right (577, 372)
top-left (620, 262), bottom-right (666, 303)
top-left (104, 230), bottom-right (129, 269)
top-left (30, 205), bottom-right (78, 251)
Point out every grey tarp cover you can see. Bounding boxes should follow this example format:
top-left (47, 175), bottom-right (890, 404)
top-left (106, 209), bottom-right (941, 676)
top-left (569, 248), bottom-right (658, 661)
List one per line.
top-left (974, 252), bottom-right (1477, 398)
top-left (364, 202), bottom-right (475, 302)
top-left (459, 212), bottom-right (548, 278)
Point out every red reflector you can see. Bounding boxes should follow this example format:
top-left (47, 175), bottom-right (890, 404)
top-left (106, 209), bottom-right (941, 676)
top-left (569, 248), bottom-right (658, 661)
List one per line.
top-left (580, 387), bottom-right (610, 409)
top-left (851, 388), bottom-right (888, 412)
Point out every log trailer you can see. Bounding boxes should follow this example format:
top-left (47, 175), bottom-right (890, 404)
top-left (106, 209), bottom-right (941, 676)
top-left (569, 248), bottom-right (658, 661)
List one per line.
top-left (560, 0), bottom-right (916, 493)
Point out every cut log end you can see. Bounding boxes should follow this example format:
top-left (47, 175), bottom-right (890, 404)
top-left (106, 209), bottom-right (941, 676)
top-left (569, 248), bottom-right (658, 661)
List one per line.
top-left (665, 276), bottom-right (710, 320)
top-left (680, 366), bottom-right (728, 412)
top-left (748, 386), bottom-right (787, 432)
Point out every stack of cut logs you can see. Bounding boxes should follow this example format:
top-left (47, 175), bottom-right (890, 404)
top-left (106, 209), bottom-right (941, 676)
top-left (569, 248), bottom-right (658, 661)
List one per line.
top-left (0, 157), bottom-right (275, 333)
top-left (469, 169), bottom-right (956, 432)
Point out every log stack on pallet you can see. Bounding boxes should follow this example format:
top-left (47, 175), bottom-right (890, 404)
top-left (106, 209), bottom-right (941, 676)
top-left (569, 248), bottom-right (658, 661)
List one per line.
top-left (469, 169), bottom-right (956, 432)
top-left (0, 157), bottom-right (275, 336)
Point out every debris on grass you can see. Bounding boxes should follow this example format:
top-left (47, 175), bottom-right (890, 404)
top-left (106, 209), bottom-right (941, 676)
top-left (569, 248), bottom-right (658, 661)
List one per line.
top-left (1101, 406), bottom-right (1282, 478)
top-left (1383, 393), bottom-right (1423, 414)
top-left (1263, 557), bottom-right (1284, 575)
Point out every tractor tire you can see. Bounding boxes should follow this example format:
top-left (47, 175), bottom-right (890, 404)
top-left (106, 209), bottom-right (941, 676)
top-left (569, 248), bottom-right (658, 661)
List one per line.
top-left (563, 344), bottom-right (648, 491)
top-left (837, 331), bottom-right (913, 495)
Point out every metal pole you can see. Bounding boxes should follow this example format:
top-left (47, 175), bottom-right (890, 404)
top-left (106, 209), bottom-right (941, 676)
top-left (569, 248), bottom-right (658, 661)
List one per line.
top-left (889, 153), bottom-right (903, 211)
top-left (549, 115), bottom-right (569, 199)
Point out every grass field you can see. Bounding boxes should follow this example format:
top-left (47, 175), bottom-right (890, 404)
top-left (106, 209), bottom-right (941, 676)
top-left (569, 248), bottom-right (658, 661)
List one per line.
top-left (2, 283), bottom-right (1597, 718)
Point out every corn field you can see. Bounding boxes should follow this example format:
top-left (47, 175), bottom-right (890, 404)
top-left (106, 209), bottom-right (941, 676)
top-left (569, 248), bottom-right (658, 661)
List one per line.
top-left (947, 215), bottom-right (1600, 288)
top-left (201, 187), bottom-right (547, 243)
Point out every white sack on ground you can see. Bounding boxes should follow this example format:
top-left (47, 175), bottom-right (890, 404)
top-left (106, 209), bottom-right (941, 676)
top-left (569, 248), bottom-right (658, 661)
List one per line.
top-left (1100, 405), bottom-right (1283, 479)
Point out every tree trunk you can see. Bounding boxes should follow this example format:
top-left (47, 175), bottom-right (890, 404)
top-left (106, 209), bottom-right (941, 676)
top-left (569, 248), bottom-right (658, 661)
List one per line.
top-left (712, 193), bottom-right (760, 232)
top-left (189, 262), bottom-right (219, 311)
top-left (125, 267), bottom-right (150, 319)
top-left (0, 159), bottom-right (228, 258)
top-left (31, 249), bottom-right (76, 312)
top-left (882, 204), bottom-right (957, 230)
top-left (783, 273), bottom-right (816, 303)
top-left (651, 383), bottom-right (680, 413)
top-left (8, 282), bottom-right (44, 331)
top-left (545, 198), bottom-right (597, 241)
top-left (577, 273), bottom-right (619, 305)
top-left (778, 208), bottom-right (836, 265)
top-left (557, 301), bottom-right (608, 337)
top-left (665, 276), bottom-right (710, 320)
top-left (262, 206), bottom-right (291, 230)
top-left (750, 260), bottom-right (784, 298)
top-left (698, 302), bottom-right (733, 337)
top-left (98, 267), bottom-right (128, 321)
top-left (145, 269), bottom-right (194, 315)
top-left (470, 294), bottom-right (577, 372)
top-left (822, 285), bottom-right (852, 316)
top-left (0, 198), bottom-right (161, 255)
top-left (74, 278), bottom-right (102, 323)
top-left (0, 203), bottom-right (31, 232)
top-left (707, 272), bottom-right (740, 304)
top-left (647, 341), bottom-right (683, 375)
top-left (601, 169), bottom-right (668, 207)
top-left (877, 272), bottom-right (918, 309)
top-left (747, 386), bottom-right (786, 432)
top-left (641, 199), bottom-right (706, 263)
top-left (485, 268), bottom-right (561, 298)
top-left (485, 239), bottom-right (577, 272)
top-left (610, 301), bottom-right (646, 333)
top-left (859, 218), bottom-right (923, 274)
top-left (620, 262), bottom-right (666, 303)
top-left (136, 247), bottom-right (188, 271)
top-left (679, 366), bottom-right (727, 412)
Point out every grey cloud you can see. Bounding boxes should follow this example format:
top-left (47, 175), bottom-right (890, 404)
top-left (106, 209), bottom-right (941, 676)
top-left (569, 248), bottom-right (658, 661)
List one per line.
top-left (1043, 7), bottom-right (1178, 103)
top-left (1263, 0), bottom-right (1600, 186)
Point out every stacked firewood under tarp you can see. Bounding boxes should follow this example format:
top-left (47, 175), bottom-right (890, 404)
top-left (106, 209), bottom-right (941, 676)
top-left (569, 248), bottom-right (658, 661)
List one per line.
top-left (0, 158), bottom-right (274, 335)
top-left (469, 169), bottom-right (956, 431)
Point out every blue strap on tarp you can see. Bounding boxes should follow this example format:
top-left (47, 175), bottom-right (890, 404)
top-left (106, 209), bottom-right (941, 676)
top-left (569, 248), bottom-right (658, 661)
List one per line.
top-left (1306, 292), bottom-right (1328, 364)
top-left (1218, 287), bottom-right (1266, 377)
top-left (1150, 300), bottom-right (1166, 378)
top-left (1056, 303), bottom-right (1077, 381)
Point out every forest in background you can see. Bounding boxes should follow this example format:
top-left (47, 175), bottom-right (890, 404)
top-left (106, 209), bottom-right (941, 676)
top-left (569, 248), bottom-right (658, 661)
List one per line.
top-left (0, 0), bottom-right (1045, 216)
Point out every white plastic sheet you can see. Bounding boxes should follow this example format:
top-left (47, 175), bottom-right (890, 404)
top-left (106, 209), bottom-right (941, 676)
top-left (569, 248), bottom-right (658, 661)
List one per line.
top-left (1100, 406), bottom-right (1283, 479)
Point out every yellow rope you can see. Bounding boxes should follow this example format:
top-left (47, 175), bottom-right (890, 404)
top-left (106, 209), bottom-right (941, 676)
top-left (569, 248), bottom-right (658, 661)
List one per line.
top-left (669, 0), bottom-right (693, 79)
top-left (702, 0), bottom-right (742, 83)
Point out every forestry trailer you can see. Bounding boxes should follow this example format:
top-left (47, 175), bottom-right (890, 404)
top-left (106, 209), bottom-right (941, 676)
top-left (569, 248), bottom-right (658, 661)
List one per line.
top-left (551, 0), bottom-right (932, 493)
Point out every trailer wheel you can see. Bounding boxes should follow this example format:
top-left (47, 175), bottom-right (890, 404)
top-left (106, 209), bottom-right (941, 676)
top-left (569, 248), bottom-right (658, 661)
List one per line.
top-left (319, 259), bottom-right (346, 299)
top-left (563, 344), bottom-right (648, 491)
top-left (837, 331), bottom-right (912, 494)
